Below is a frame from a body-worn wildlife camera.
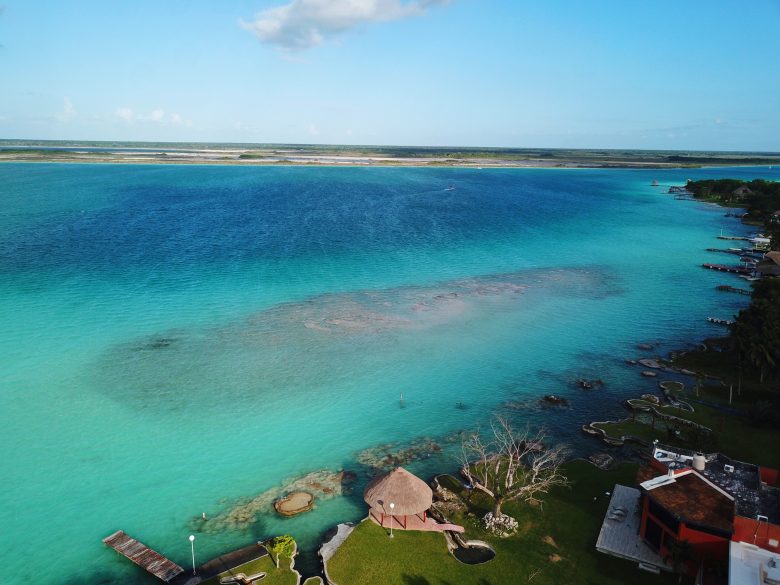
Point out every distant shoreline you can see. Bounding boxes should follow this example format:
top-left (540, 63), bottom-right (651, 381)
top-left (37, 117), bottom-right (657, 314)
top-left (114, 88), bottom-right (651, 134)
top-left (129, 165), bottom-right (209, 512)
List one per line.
top-left (2, 142), bottom-right (779, 169)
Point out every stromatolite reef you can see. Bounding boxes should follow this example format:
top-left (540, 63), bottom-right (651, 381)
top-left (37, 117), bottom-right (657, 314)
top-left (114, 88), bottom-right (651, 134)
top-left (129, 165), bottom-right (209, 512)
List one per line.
top-left (194, 469), bottom-right (356, 533)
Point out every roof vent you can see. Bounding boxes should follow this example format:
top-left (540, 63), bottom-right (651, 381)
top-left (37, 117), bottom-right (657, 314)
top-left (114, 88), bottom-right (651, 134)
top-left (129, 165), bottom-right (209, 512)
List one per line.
top-left (693, 453), bottom-right (706, 471)
top-left (724, 464), bottom-right (735, 473)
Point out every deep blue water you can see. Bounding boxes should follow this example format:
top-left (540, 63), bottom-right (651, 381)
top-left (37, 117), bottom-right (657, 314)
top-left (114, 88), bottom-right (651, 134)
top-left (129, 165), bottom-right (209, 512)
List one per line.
top-left (0, 163), bottom-right (777, 584)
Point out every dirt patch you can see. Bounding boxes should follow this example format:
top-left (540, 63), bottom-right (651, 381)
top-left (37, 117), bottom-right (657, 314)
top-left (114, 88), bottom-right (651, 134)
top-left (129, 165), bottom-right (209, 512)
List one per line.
top-left (542, 535), bottom-right (558, 548)
top-left (548, 553), bottom-right (563, 563)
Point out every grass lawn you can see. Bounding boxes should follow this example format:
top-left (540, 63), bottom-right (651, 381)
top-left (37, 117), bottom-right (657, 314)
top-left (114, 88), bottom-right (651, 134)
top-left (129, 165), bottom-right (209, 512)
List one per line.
top-left (199, 554), bottom-right (298, 585)
top-left (594, 399), bottom-right (780, 468)
top-left (327, 461), bottom-right (679, 585)
top-left (672, 349), bottom-right (779, 407)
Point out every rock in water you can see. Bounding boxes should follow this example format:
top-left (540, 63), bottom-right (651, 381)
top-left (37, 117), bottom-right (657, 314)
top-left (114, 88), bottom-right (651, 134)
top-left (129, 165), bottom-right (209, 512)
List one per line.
top-left (542, 395), bottom-right (569, 406)
top-left (274, 492), bottom-right (314, 516)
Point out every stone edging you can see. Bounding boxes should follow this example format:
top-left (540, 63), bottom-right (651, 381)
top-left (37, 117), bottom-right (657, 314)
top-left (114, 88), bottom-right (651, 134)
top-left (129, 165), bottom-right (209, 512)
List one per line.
top-left (622, 400), bottom-right (712, 432)
top-left (581, 419), bottom-right (650, 447)
top-left (320, 521), bottom-right (357, 585)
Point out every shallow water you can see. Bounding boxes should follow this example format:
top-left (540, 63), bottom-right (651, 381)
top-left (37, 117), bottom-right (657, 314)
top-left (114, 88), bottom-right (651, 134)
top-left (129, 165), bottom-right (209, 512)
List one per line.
top-left (0, 164), bottom-right (776, 584)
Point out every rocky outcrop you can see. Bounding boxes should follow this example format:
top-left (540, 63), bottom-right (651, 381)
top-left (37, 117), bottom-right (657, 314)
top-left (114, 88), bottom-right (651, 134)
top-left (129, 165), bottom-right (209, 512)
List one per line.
top-left (482, 512), bottom-right (518, 537)
top-left (274, 492), bottom-right (314, 516)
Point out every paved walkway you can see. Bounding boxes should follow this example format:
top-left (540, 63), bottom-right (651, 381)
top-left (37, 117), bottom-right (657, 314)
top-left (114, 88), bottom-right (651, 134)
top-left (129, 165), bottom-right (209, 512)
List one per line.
top-left (195, 542), bottom-right (269, 581)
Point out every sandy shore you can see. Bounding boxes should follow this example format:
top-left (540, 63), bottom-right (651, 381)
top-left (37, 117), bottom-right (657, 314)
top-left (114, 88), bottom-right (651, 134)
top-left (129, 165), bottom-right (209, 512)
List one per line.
top-left (3, 144), bottom-right (779, 168)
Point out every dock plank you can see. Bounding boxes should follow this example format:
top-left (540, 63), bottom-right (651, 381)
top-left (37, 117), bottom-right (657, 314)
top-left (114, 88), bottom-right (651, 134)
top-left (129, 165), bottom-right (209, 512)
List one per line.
top-left (103, 530), bottom-right (184, 583)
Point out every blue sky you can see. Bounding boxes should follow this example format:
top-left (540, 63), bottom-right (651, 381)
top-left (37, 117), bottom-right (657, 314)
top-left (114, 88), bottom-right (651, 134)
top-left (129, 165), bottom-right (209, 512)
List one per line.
top-left (1, 0), bottom-right (779, 150)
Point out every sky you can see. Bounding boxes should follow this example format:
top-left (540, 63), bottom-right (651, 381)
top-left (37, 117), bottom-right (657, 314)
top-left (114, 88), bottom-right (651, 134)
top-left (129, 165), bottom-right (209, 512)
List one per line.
top-left (1, 0), bottom-right (779, 150)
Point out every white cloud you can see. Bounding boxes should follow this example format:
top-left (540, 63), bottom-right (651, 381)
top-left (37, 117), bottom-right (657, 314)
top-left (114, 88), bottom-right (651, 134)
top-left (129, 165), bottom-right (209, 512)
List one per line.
top-left (56, 96), bottom-right (76, 122)
top-left (116, 107), bottom-right (134, 122)
top-left (308, 123), bottom-right (319, 136)
top-left (241, 0), bottom-right (449, 51)
top-left (116, 107), bottom-right (193, 127)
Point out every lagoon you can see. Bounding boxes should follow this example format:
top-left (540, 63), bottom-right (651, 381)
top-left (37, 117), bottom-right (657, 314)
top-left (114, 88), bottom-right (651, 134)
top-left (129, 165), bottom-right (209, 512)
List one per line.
top-left (1, 164), bottom-right (777, 584)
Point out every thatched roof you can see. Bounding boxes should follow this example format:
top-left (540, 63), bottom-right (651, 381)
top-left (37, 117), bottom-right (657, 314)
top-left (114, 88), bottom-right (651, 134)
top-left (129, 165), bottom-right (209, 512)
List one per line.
top-left (363, 467), bottom-right (433, 516)
top-left (765, 251), bottom-right (780, 266)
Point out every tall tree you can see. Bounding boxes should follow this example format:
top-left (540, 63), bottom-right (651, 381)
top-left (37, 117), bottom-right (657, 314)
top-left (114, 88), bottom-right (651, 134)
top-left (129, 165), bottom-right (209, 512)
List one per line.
top-left (732, 279), bottom-right (780, 382)
top-left (460, 417), bottom-right (568, 519)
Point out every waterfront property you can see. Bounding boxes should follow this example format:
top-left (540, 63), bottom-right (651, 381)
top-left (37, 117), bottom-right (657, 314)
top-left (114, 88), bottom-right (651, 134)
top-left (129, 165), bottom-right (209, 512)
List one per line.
top-left (326, 461), bottom-right (678, 585)
top-left (757, 251), bottom-right (780, 277)
top-left (363, 466), bottom-right (464, 533)
top-left (729, 540), bottom-right (780, 585)
top-left (598, 443), bottom-right (780, 582)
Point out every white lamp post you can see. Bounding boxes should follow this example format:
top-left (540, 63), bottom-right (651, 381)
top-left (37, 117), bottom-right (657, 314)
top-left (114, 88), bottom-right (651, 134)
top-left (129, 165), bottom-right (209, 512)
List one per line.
top-left (189, 534), bottom-right (196, 575)
top-left (389, 502), bottom-right (395, 538)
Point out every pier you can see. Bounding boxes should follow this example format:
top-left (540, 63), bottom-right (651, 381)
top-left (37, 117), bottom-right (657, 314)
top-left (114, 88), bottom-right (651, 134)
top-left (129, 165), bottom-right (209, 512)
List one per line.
top-left (716, 235), bottom-right (749, 241)
top-left (716, 285), bottom-right (752, 296)
top-left (103, 530), bottom-right (184, 583)
top-left (702, 263), bottom-right (751, 275)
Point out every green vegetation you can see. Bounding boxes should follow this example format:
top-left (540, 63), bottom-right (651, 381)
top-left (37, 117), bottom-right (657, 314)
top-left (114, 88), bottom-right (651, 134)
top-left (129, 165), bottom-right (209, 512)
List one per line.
top-left (686, 178), bottom-right (780, 247)
top-left (199, 553), bottom-right (298, 585)
top-left (327, 461), bottom-right (679, 585)
top-left (594, 386), bottom-right (780, 468)
top-left (666, 155), bottom-right (780, 165)
top-left (732, 279), bottom-right (780, 382)
top-left (266, 535), bottom-right (296, 569)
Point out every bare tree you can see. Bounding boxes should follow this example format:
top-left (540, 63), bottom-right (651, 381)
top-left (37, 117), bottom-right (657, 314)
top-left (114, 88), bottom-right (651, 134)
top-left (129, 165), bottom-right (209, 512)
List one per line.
top-left (460, 416), bottom-right (568, 519)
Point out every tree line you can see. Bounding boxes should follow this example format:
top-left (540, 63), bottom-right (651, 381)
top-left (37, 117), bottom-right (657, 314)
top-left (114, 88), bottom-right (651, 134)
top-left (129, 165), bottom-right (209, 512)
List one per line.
top-left (731, 278), bottom-right (780, 383)
top-left (686, 178), bottom-right (780, 249)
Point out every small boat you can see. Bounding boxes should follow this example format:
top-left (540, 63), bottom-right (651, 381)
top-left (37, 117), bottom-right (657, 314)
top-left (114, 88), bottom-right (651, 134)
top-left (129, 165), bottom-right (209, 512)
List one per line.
top-left (707, 317), bottom-right (735, 326)
top-left (651, 180), bottom-right (659, 187)
top-left (444, 185), bottom-right (456, 191)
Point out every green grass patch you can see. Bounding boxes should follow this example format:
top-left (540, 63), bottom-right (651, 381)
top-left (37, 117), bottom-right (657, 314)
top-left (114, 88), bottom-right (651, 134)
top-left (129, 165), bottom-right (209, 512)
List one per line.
top-left (199, 554), bottom-right (298, 585)
top-left (596, 398), bottom-right (780, 468)
top-left (327, 461), bottom-right (678, 585)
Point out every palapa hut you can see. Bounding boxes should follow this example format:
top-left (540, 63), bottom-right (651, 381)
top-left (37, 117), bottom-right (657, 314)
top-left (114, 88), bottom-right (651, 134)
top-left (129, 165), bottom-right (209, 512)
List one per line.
top-left (364, 467), bottom-right (433, 529)
top-left (757, 250), bottom-right (780, 277)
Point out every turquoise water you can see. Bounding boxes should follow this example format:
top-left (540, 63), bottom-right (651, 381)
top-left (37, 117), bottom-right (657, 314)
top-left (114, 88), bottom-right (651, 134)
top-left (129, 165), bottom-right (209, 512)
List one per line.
top-left (1, 164), bottom-right (778, 584)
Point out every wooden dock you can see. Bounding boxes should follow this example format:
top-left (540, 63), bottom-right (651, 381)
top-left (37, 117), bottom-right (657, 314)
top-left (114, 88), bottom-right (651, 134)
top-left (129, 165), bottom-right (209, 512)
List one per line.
top-left (716, 285), bottom-right (752, 296)
top-left (103, 530), bottom-right (184, 583)
top-left (716, 235), bottom-right (749, 241)
top-left (702, 263), bottom-right (751, 275)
